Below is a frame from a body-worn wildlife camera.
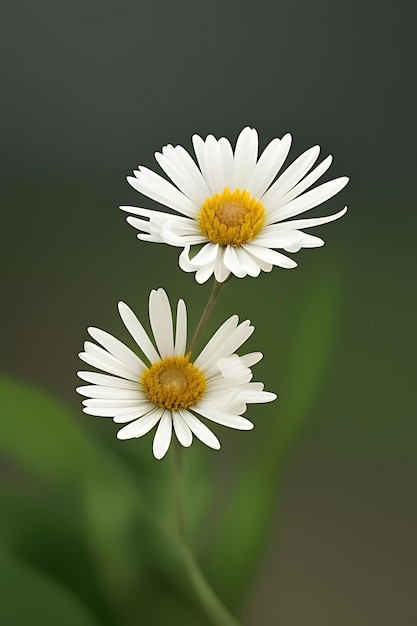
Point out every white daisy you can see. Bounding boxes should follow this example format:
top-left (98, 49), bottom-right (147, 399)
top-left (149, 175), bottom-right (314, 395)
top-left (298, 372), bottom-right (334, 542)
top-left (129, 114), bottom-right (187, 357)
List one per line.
top-left (77, 288), bottom-right (276, 459)
top-left (120, 127), bottom-right (349, 283)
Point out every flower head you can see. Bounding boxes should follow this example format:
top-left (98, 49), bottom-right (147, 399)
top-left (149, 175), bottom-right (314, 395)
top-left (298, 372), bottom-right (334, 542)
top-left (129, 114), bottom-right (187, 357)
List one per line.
top-left (77, 288), bottom-right (276, 459)
top-left (121, 127), bottom-right (348, 283)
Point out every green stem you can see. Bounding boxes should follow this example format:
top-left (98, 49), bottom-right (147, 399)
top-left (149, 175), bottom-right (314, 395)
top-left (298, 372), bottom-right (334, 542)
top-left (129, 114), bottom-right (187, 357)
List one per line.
top-left (173, 443), bottom-right (240, 626)
top-left (179, 541), bottom-right (240, 626)
top-left (188, 279), bottom-right (227, 354)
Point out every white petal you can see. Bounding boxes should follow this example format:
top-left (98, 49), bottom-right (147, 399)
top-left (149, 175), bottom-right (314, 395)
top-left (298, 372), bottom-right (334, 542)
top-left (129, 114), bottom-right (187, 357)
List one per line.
top-left (128, 167), bottom-right (198, 217)
top-left (225, 401), bottom-right (248, 415)
top-left (83, 407), bottom-right (120, 418)
top-left (77, 371), bottom-right (140, 390)
top-left (179, 247), bottom-right (216, 283)
top-left (152, 411), bottom-right (173, 459)
top-left (214, 248), bottom-right (231, 283)
top-left (83, 407), bottom-right (118, 417)
top-left (186, 242), bottom-right (219, 267)
top-left (169, 144), bottom-right (212, 199)
top-left (179, 246), bottom-right (195, 271)
top-left (118, 302), bottom-right (160, 364)
top-left (193, 406), bottom-right (254, 430)
top-left (239, 352), bottom-right (263, 367)
top-left (76, 385), bottom-right (143, 400)
top-left (272, 206), bottom-right (348, 231)
top-left (245, 253), bottom-right (273, 273)
top-left (234, 246), bottom-right (262, 277)
top-left (217, 355), bottom-right (252, 381)
top-left (155, 147), bottom-right (207, 206)
top-left (159, 214), bottom-right (202, 235)
top-left (117, 408), bottom-right (164, 440)
top-left (179, 409), bottom-right (221, 450)
top-left (252, 229), bottom-right (306, 249)
top-left (268, 177), bottom-right (349, 223)
top-left (87, 327), bottom-right (145, 373)
top-left (202, 383), bottom-right (239, 400)
top-left (233, 127), bottom-right (258, 190)
top-left (120, 205), bottom-right (169, 219)
top-left (83, 404), bottom-right (153, 420)
top-left (195, 260), bottom-right (216, 284)
top-left (192, 134), bottom-right (215, 195)
top-left (205, 375), bottom-right (249, 391)
top-left (149, 289), bottom-right (174, 358)
top-left (275, 154), bottom-right (333, 207)
top-left (121, 206), bottom-right (168, 242)
top-left (125, 208), bottom-right (199, 236)
top-left (203, 134), bottom-right (227, 194)
top-left (125, 209), bottom-right (201, 246)
top-left (172, 411), bottom-right (193, 447)
top-left (126, 216), bottom-right (153, 234)
top-left (113, 405), bottom-right (157, 423)
top-left (224, 245), bottom-right (248, 278)
top-left (174, 299), bottom-right (187, 357)
top-left (126, 217), bottom-right (164, 243)
top-left (161, 227), bottom-right (206, 247)
top-left (79, 343), bottom-right (139, 380)
top-left (83, 398), bottom-right (147, 408)
top-left (242, 243), bottom-right (297, 269)
top-left (238, 389), bottom-right (277, 403)
top-left (218, 137), bottom-right (235, 190)
top-left (193, 315), bottom-right (239, 367)
top-left (249, 134), bottom-right (292, 198)
top-left (296, 233), bottom-right (325, 250)
top-left (121, 205), bottom-right (174, 230)
top-left (199, 320), bottom-right (254, 373)
top-left (262, 146), bottom-right (320, 209)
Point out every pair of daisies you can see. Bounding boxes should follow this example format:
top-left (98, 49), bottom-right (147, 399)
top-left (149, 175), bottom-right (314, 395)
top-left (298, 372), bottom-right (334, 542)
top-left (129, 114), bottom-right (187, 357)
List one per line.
top-left (77, 127), bottom-right (348, 459)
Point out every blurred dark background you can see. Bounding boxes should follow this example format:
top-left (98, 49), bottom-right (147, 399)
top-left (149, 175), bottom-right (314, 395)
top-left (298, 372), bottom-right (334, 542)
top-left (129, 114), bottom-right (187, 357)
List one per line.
top-left (1, 1), bottom-right (416, 624)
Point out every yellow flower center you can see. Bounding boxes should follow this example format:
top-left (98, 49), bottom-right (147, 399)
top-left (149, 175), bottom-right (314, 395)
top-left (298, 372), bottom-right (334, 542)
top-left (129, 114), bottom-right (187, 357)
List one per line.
top-left (141, 355), bottom-right (206, 410)
top-left (198, 187), bottom-right (266, 246)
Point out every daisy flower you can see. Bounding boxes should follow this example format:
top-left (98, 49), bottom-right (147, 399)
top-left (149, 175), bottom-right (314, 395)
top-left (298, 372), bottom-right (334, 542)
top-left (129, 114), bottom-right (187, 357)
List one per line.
top-left (121, 127), bottom-right (349, 283)
top-left (77, 288), bottom-right (276, 459)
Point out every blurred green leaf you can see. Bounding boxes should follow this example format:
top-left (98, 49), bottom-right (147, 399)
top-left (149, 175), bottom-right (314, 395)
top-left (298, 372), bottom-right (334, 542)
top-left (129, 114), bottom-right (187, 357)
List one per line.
top-left (0, 480), bottom-right (110, 623)
top-left (204, 260), bottom-right (344, 606)
top-left (0, 375), bottom-right (153, 619)
top-left (0, 549), bottom-right (98, 626)
top-left (276, 262), bottom-right (344, 453)
top-left (0, 374), bottom-right (92, 481)
top-left (82, 446), bottom-right (147, 610)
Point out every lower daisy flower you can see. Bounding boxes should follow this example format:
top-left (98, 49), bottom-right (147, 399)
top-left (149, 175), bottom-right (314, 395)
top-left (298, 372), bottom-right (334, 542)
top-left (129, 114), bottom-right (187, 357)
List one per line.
top-left (77, 288), bottom-right (276, 459)
top-left (121, 127), bottom-right (349, 283)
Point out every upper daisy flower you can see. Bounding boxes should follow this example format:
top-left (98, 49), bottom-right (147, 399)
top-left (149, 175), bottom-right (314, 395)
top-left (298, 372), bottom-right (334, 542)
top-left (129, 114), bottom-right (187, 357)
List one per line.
top-left (77, 288), bottom-right (276, 459)
top-left (121, 127), bottom-right (349, 283)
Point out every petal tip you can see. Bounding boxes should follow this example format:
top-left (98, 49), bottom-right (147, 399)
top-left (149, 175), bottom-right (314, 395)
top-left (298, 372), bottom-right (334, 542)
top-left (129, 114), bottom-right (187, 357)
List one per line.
top-left (153, 448), bottom-right (168, 460)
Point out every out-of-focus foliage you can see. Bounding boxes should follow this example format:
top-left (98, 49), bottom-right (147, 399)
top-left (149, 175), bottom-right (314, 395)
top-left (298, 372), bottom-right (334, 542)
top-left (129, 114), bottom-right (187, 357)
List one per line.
top-left (0, 549), bottom-right (98, 626)
top-left (0, 259), bottom-right (343, 625)
top-left (0, 374), bottom-right (213, 624)
top-left (203, 261), bottom-right (343, 606)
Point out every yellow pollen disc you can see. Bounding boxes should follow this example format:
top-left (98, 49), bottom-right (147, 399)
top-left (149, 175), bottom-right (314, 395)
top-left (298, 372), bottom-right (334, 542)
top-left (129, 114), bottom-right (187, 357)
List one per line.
top-left (141, 355), bottom-right (206, 410)
top-left (198, 187), bottom-right (266, 246)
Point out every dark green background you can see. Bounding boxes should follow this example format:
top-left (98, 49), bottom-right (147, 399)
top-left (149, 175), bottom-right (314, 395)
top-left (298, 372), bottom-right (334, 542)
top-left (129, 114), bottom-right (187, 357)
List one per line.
top-left (2, 1), bottom-right (416, 624)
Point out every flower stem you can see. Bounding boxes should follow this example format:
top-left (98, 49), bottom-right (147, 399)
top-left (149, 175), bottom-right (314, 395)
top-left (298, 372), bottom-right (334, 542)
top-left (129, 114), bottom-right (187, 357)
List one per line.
top-left (173, 443), bottom-right (240, 626)
top-left (188, 279), bottom-right (227, 354)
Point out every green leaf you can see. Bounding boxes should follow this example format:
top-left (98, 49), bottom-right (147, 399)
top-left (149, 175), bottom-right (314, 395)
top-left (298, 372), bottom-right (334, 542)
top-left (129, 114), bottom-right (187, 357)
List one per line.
top-left (204, 260), bottom-right (344, 606)
top-left (275, 261), bottom-right (344, 454)
top-left (82, 446), bottom-right (147, 609)
top-left (0, 375), bottom-right (150, 614)
top-left (0, 549), bottom-right (98, 626)
top-left (0, 374), bottom-right (92, 481)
